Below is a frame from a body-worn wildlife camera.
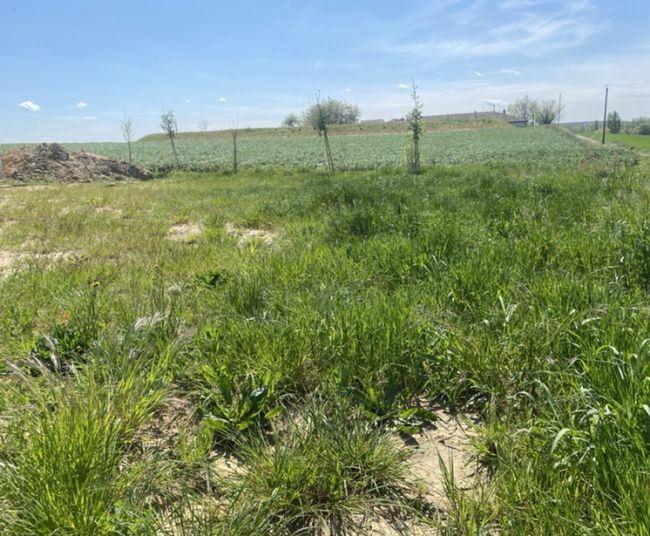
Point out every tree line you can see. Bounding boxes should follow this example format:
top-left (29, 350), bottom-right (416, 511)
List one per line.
top-left (587, 114), bottom-right (650, 135)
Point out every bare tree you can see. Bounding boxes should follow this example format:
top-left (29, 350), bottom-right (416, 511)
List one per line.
top-left (282, 113), bottom-right (300, 128)
top-left (198, 119), bottom-right (210, 133)
top-left (508, 95), bottom-right (537, 125)
top-left (229, 118), bottom-right (239, 174)
top-left (120, 113), bottom-right (135, 164)
top-left (161, 110), bottom-right (179, 167)
top-left (535, 99), bottom-right (564, 125)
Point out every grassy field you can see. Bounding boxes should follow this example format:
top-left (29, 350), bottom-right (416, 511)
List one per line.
top-left (1, 126), bottom-right (635, 173)
top-left (577, 130), bottom-right (650, 152)
top-left (606, 133), bottom-right (650, 152)
top-left (1, 126), bottom-right (650, 533)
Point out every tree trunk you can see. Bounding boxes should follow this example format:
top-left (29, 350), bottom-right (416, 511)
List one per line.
top-left (413, 135), bottom-right (420, 174)
top-left (170, 137), bottom-right (179, 167)
top-left (232, 134), bottom-right (238, 174)
top-left (323, 129), bottom-right (335, 175)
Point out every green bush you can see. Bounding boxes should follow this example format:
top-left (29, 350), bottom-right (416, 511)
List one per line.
top-left (636, 123), bottom-right (650, 135)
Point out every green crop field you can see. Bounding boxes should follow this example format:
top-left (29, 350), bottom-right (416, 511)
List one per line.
top-left (1, 126), bottom-right (635, 173)
top-left (1, 126), bottom-right (649, 534)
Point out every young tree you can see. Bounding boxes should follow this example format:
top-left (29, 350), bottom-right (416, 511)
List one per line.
top-left (608, 111), bottom-right (622, 134)
top-left (508, 95), bottom-right (537, 125)
top-left (120, 113), bottom-right (135, 164)
top-left (303, 98), bottom-right (360, 130)
top-left (282, 113), bottom-right (300, 128)
top-left (406, 81), bottom-right (423, 174)
top-left (161, 110), bottom-right (180, 167)
top-left (535, 99), bottom-right (563, 125)
top-left (198, 120), bottom-right (210, 132)
top-left (310, 93), bottom-right (335, 174)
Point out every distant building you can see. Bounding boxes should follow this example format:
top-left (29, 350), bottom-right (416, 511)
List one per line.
top-left (368, 111), bottom-right (528, 127)
top-left (422, 110), bottom-right (528, 127)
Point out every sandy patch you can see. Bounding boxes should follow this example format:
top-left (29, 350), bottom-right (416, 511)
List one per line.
top-left (224, 223), bottom-right (278, 247)
top-left (0, 249), bottom-right (79, 278)
top-left (409, 410), bottom-right (480, 502)
top-left (5, 184), bottom-right (54, 191)
top-left (361, 410), bottom-right (482, 535)
top-left (95, 206), bottom-right (124, 216)
top-left (136, 396), bottom-right (198, 455)
top-left (0, 219), bottom-right (16, 235)
top-left (0, 251), bottom-right (18, 273)
top-left (167, 223), bottom-right (203, 243)
top-left (145, 406), bottom-right (481, 534)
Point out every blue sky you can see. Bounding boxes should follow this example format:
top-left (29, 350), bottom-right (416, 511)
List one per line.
top-left (1, 0), bottom-right (648, 142)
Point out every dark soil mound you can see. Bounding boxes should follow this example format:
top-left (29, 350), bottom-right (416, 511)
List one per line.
top-left (0, 144), bottom-right (152, 182)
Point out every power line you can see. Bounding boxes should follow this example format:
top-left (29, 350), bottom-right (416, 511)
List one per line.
top-left (562, 88), bottom-right (603, 98)
top-left (610, 89), bottom-right (650, 98)
top-left (563, 91), bottom-right (605, 105)
top-left (611, 80), bottom-right (650, 88)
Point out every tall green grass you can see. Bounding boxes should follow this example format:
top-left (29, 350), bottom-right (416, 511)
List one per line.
top-left (0, 158), bottom-right (649, 532)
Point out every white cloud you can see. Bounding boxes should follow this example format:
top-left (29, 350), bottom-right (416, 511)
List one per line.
top-left (185, 99), bottom-right (192, 103)
top-left (353, 51), bottom-right (650, 125)
top-left (501, 68), bottom-right (521, 75)
top-left (344, 87), bottom-right (352, 93)
top-left (388, 1), bottom-right (604, 59)
top-left (219, 97), bottom-right (227, 102)
top-left (18, 100), bottom-right (40, 112)
top-left (472, 71), bottom-right (485, 77)
top-left (76, 102), bottom-right (88, 109)
top-left (83, 116), bottom-right (97, 121)
top-left (397, 83), bottom-right (410, 89)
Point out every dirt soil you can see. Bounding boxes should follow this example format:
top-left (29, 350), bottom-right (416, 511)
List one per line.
top-left (167, 222), bottom-right (204, 243)
top-left (1, 143), bottom-right (152, 182)
top-left (0, 249), bottom-right (80, 278)
top-left (362, 409), bottom-right (483, 535)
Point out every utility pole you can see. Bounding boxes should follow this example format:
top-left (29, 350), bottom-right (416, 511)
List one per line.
top-left (601, 86), bottom-right (609, 145)
top-left (557, 92), bottom-right (562, 125)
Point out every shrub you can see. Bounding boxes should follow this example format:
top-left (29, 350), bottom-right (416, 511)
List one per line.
top-left (636, 123), bottom-right (650, 135)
